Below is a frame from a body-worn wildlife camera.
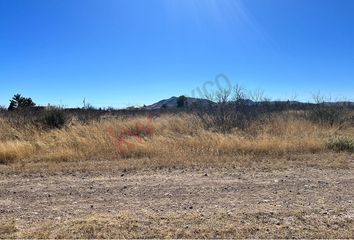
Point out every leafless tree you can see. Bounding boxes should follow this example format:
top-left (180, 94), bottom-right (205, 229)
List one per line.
top-left (309, 92), bottom-right (351, 127)
top-left (232, 84), bottom-right (247, 102)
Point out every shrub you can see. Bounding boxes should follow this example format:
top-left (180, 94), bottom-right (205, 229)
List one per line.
top-left (308, 95), bottom-right (351, 127)
top-left (42, 108), bottom-right (68, 129)
top-left (196, 103), bottom-right (270, 133)
top-left (308, 105), bottom-right (350, 127)
top-left (327, 136), bottom-right (354, 152)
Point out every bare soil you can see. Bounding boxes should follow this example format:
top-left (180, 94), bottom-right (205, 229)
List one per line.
top-left (1, 158), bottom-right (354, 238)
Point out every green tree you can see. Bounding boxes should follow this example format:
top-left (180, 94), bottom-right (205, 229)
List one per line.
top-left (8, 94), bottom-right (36, 111)
top-left (177, 95), bottom-right (187, 108)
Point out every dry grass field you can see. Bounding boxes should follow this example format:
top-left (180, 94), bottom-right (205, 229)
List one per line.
top-left (1, 110), bottom-right (354, 238)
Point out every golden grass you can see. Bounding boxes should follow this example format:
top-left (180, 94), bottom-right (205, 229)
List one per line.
top-left (0, 141), bottom-right (34, 164)
top-left (0, 112), bottom-right (352, 169)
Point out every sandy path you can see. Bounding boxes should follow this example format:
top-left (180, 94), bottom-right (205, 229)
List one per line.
top-left (1, 167), bottom-right (353, 235)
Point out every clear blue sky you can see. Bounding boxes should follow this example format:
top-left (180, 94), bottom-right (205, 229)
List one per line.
top-left (1, 0), bottom-right (353, 108)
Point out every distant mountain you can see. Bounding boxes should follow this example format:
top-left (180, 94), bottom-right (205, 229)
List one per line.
top-left (323, 101), bottom-right (354, 106)
top-left (145, 97), bottom-right (354, 110)
top-left (146, 96), bottom-right (214, 110)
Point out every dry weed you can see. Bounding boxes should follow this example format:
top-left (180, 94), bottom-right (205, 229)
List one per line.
top-left (0, 112), bottom-right (352, 169)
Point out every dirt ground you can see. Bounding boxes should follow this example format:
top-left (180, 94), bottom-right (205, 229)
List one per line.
top-left (1, 157), bottom-right (354, 238)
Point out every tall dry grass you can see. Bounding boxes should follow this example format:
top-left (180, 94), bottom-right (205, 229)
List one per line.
top-left (0, 112), bottom-right (352, 169)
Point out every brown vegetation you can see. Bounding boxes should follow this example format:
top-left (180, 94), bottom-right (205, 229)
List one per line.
top-left (0, 109), bottom-right (353, 172)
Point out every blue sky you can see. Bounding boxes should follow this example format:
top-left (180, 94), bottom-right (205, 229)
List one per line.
top-left (0, 0), bottom-right (353, 108)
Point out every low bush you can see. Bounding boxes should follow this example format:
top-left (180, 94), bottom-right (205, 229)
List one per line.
top-left (327, 136), bottom-right (354, 152)
top-left (196, 104), bottom-right (270, 133)
top-left (42, 108), bottom-right (69, 129)
top-left (310, 106), bottom-right (347, 126)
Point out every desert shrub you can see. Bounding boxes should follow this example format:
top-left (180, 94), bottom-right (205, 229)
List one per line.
top-left (196, 103), bottom-right (271, 133)
top-left (308, 95), bottom-right (352, 127)
top-left (0, 107), bottom-right (41, 129)
top-left (42, 108), bottom-right (69, 129)
top-left (308, 104), bottom-right (350, 127)
top-left (327, 136), bottom-right (354, 152)
top-left (76, 109), bottom-right (103, 124)
top-left (196, 86), bottom-right (275, 133)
